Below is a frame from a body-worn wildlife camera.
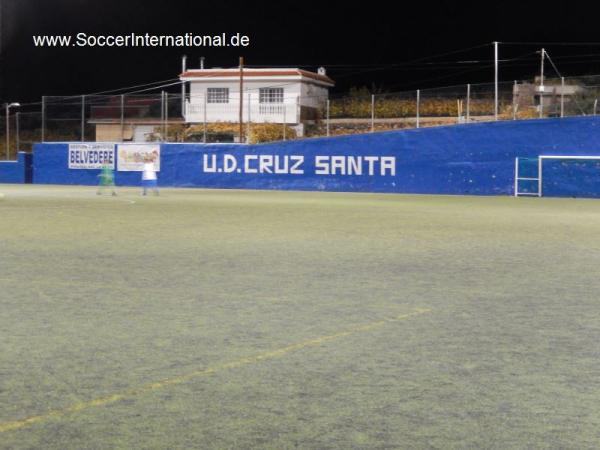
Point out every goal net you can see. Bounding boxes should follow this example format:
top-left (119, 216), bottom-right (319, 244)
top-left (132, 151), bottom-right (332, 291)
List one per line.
top-left (515, 155), bottom-right (600, 198)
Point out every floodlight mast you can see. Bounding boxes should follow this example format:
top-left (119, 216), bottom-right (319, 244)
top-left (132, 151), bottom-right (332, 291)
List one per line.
top-left (5, 102), bottom-right (20, 160)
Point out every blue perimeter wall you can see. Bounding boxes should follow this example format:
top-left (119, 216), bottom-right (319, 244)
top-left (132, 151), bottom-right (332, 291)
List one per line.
top-left (32, 117), bottom-right (600, 197)
top-left (0, 152), bottom-right (33, 184)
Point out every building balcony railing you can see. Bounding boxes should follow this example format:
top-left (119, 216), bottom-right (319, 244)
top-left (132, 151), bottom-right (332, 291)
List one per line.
top-left (184, 99), bottom-right (301, 124)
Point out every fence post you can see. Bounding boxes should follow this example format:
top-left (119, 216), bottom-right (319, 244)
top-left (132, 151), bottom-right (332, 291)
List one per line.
top-left (203, 94), bottom-right (207, 144)
top-left (161, 91), bottom-right (166, 141)
top-left (560, 77), bottom-right (565, 118)
top-left (283, 103), bottom-right (287, 141)
top-left (416, 90), bottom-right (420, 128)
top-left (466, 84), bottom-right (470, 122)
top-left (494, 41), bottom-right (499, 121)
top-left (513, 80), bottom-right (517, 120)
top-left (16, 112), bottom-right (20, 153)
top-left (120, 94), bottom-right (125, 143)
top-left (371, 94), bottom-right (375, 133)
top-left (4, 106), bottom-right (8, 160)
top-left (164, 92), bottom-right (169, 141)
top-left (539, 49), bottom-right (545, 119)
top-left (41, 96), bottom-right (46, 142)
top-left (296, 95), bottom-right (300, 129)
top-left (247, 92), bottom-right (251, 142)
top-left (81, 95), bottom-right (85, 142)
top-left (326, 99), bottom-right (330, 137)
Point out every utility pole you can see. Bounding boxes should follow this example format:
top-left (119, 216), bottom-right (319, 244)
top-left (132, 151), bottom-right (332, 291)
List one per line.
top-left (239, 57), bottom-right (244, 143)
top-left (494, 41), bottom-right (499, 121)
top-left (539, 48), bottom-right (545, 119)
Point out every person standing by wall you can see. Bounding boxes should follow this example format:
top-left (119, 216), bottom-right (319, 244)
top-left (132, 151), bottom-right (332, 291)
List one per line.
top-left (141, 155), bottom-right (159, 196)
top-left (97, 160), bottom-right (117, 196)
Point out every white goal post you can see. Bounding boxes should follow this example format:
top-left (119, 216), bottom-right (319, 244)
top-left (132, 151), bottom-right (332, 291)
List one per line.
top-left (515, 155), bottom-right (600, 197)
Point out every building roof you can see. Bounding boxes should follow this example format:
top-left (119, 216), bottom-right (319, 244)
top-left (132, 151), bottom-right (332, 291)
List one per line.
top-left (180, 68), bottom-right (334, 86)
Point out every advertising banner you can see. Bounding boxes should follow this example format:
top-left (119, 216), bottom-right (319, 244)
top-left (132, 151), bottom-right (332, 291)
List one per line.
top-left (117, 144), bottom-right (160, 172)
top-left (68, 143), bottom-right (115, 169)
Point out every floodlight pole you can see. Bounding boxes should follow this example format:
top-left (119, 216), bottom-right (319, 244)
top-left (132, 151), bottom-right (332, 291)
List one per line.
top-left (494, 41), bottom-right (499, 121)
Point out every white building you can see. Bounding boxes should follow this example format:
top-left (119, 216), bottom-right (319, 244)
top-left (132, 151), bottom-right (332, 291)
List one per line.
top-left (180, 67), bottom-right (334, 130)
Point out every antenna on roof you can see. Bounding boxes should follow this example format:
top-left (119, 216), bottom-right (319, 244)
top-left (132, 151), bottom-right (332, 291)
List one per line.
top-left (200, 57), bottom-right (205, 70)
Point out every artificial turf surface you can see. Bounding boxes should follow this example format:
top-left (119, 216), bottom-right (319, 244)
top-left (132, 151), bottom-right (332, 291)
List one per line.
top-left (1, 184), bottom-right (600, 449)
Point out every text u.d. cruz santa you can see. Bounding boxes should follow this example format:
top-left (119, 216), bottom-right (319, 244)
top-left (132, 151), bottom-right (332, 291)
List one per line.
top-left (203, 154), bottom-right (396, 176)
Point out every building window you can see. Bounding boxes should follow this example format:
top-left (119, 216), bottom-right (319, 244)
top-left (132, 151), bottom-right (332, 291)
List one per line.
top-left (259, 88), bottom-right (284, 103)
top-left (207, 88), bottom-right (229, 103)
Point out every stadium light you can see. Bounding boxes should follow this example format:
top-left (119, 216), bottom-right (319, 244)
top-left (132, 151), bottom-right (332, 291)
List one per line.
top-left (5, 102), bottom-right (20, 160)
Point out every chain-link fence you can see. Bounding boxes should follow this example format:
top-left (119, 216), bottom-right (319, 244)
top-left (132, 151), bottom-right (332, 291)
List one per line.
top-left (3, 74), bottom-right (600, 160)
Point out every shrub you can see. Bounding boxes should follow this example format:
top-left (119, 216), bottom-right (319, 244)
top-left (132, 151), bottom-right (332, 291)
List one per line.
top-left (185, 122), bottom-right (296, 144)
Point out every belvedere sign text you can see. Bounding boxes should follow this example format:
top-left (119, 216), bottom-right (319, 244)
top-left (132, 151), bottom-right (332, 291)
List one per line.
top-left (68, 143), bottom-right (115, 169)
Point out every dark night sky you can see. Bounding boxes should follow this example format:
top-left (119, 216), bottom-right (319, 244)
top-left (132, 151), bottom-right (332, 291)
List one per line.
top-left (1, 0), bottom-right (600, 104)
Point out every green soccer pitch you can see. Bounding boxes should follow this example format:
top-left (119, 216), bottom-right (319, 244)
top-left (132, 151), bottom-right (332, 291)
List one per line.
top-left (1, 184), bottom-right (600, 449)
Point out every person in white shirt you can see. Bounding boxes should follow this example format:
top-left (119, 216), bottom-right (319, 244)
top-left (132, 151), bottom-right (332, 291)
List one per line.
top-left (141, 156), bottom-right (159, 196)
